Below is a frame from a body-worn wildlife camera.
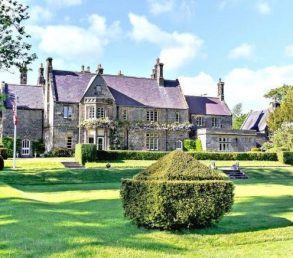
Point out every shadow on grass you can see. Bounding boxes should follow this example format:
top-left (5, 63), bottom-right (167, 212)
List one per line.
top-left (0, 168), bottom-right (140, 186)
top-left (0, 197), bottom-right (184, 257)
top-left (185, 195), bottom-right (293, 235)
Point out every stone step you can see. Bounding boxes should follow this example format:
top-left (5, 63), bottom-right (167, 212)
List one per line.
top-left (61, 162), bottom-right (85, 169)
top-left (220, 169), bottom-right (248, 180)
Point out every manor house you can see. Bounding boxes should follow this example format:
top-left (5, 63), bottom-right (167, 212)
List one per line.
top-left (0, 58), bottom-right (262, 156)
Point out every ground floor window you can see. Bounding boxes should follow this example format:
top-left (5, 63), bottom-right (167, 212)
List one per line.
top-left (175, 140), bottom-right (183, 150)
top-left (88, 137), bottom-right (94, 144)
top-left (219, 137), bottom-right (231, 151)
top-left (21, 139), bottom-right (30, 156)
top-left (146, 133), bottom-right (159, 150)
top-left (67, 137), bottom-right (72, 149)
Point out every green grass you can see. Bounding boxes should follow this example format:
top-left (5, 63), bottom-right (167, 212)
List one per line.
top-left (0, 159), bottom-right (292, 257)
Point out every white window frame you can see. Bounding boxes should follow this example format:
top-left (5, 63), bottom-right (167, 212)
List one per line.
top-left (212, 117), bottom-right (221, 128)
top-left (86, 105), bottom-right (96, 119)
top-left (64, 106), bottom-right (73, 119)
top-left (146, 133), bottom-right (159, 150)
top-left (146, 110), bottom-right (158, 122)
top-left (67, 137), bottom-right (72, 149)
top-left (196, 116), bottom-right (204, 126)
top-left (97, 107), bottom-right (105, 118)
top-left (21, 139), bottom-right (30, 156)
top-left (175, 140), bottom-right (183, 150)
top-left (219, 137), bottom-right (231, 152)
top-left (175, 112), bottom-right (180, 123)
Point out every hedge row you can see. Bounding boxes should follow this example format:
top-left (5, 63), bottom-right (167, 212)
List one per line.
top-left (75, 144), bottom-right (97, 165)
top-left (96, 150), bottom-right (168, 161)
top-left (277, 151), bottom-right (293, 165)
top-left (191, 152), bottom-right (278, 161)
top-left (121, 179), bottom-right (234, 229)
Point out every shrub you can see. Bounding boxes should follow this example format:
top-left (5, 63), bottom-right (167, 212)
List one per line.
top-left (96, 150), bottom-right (168, 161)
top-left (121, 151), bottom-right (234, 230)
top-left (191, 152), bottom-right (277, 161)
top-left (183, 139), bottom-right (196, 151)
top-left (49, 147), bottom-right (72, 157)
top-left (0, 148), bottom-right (8, 160)
top-left (277, 151), bottom-right (293, 165)
top-left (75, 144), bottom-right (97, 165)
top-left (196, 138), bottom-right (203, 152)
top-left (32, 139), bottom-right (45, 156)
top-left (2, 137), bottom-right (21, 158)
top-left (250, 147), bottom-right (261, 152)
top-left (0, 155), bottom-right (4, 170)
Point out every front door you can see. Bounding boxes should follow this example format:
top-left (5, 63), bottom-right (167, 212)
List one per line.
top-left (97, 137), bottom-right (104, 150)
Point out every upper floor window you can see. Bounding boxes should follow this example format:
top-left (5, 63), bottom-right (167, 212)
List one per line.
top-left (86, 106), bottom-right (95, 119)
top-left (212, 117), bottom-right (221, 128)
top-left (122, 109), bottom-right (128, 120)
top-left (64, 106), bottom-right (73, 118)
top-left (97, 107), bottom-right (105, 118)
top-left (196, 116), bottom-right (203, 126)
top-left (146, 110), bottom-right (158, 122)
top-left (96, 85), bottom-right (102, 94)
top-left (175, 112), bottom-right (180, 123)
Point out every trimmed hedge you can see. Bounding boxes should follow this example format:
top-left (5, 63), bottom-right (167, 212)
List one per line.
top-left (192, 152), bottom-right (278, 161)
top-left (121, 180), bottom-right (234, 229)
top-left (75, 144), bottom-right (97, 165)
top-left (97, 150), bottom-right (168, 160)
top-left (278, 151), bottom-right (293, 165)
top-left (183, 139), bottom-right (196, 151)
top-left (121, 151), bottom-right (234, 230)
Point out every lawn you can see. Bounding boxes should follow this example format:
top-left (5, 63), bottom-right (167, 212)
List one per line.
top-left (0, 159), bottom-right (292, 257)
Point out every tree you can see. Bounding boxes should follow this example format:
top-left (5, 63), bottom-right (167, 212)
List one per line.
top-left (0, 0), bottom-right (37, 71)
top-left (264, 84), bottom-right (292, 103)
top-left (267, 87), bottom-right (293, 131)
top-left (232, 103), bottom-right (247, 129)
top-left (270, 123), bottom-right (293, 151)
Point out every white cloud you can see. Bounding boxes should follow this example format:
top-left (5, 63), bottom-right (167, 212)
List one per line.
top-left (228, 43), bottom-right (254, 59)
top-left (46, 0), bottom-right (83, 8)
top-left (256, 1), bottom-right (271, 15)
top-left (128, 13), bottom-right (203, 70)
top-left (179, 65), bottom-right (293, 112)
top-left (29, 5), bottom-right (52, 23)
top-left (148, 0), bottom-right (174, 15)
top-left (285, 45), bottom-right (293, 57)
top-left (28, 14), bottom-right (121, 61)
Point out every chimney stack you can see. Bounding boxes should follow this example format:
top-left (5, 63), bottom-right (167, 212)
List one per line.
top-left (270, 96), bottom-right (280, 110)
top-left (217, 78), bottom-right (225, 101)
top-left (37, 63), bottom-right (45, 86)
top-left (19, 65), bottom-right (27, 85)
top-left (96, 64), bottom-right (104, 75)
top-left (81, 65), bottom-right (85, 73)
top-left (86, 66), bottom-right (90, 73)
top-left (46, 57), bottom-right (53, 82)
top-left (154, 58), bottom-right (164, 86)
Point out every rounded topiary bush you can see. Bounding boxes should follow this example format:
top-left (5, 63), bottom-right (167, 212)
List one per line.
top-left (121, 150), bottom-right (234, 230)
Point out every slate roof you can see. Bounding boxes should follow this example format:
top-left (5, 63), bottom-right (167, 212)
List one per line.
top-left (52, 70), bottom-right (95, 102)
top-left (241, 110), bottom-right (269, 132)
top-left (51, 70), bottom-right (188, 109)
top-left (102, 75), bottom-right (188, 109)
top-left (185, 96), bottom-right (232, 116)
top-left (4, 84), bottom-right (43, 110)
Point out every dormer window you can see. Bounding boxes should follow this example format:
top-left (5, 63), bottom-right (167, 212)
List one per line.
top-left (64, 106), bottom-right (73, 118)
top-left (96, 85), bottom-right (102, 94)
top-left (97, 107), bottom-right (105, 118)
top-left (146, 110), bottom-right (158, 122)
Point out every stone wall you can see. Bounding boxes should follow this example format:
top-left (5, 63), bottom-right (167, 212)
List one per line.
top-left (197, 128), bottom-right (257, 152)
top-left (191, 115), bottom-right (232, 130)
top-left (3, 108), bottom-right (43, 140)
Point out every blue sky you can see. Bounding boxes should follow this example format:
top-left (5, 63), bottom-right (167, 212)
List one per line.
top-left (2, 0), bottom-right (293, 112)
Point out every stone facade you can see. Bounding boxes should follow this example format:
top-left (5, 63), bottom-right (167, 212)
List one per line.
top-left (197, 128), bottom-right (258, 152)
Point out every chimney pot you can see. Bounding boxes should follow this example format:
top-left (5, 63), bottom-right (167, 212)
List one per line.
top-left (46, 57), bottom-right (53, 82)
top-left (20, 65), bottom-right (28, 85)
top-left (37, 63), bottom-right (45, 86)
top-left (87, 66), bottom-right (90, 72)
top-left (81, 65), bottom-right (85, 72)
